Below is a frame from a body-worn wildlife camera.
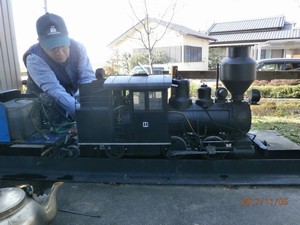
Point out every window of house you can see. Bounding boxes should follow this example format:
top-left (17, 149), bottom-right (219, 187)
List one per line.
top-left (184, 46), bottom-right (202, 62)
top-left (260, 50), bottom-right (266, 59)
top-left (271, 49), bottom-right (284, 58)
top-left (134, 46), bottom-right (183, 63)
top-left (156, 46), bottom-right (181, 63)
top-left (168, 46), bottom-right (182, 62)
top-left (134, 46), bottom-right (182, 63)
top-left (260, 49), bottom-right (284, 59)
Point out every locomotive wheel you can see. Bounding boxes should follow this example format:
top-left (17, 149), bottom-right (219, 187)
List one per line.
top-left (202, 136), bottom-right (226, 159)
top-left (163, 136), bottom-right (186, 159)
top-left (105, 146), bottom-right (125, 159)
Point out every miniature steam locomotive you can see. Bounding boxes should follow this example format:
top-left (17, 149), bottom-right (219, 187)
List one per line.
top-left (0, 46), bottom-right (267, 159)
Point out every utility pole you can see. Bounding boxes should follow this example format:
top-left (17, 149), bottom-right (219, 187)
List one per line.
top-left (44, 0), bottom-right (48, 13)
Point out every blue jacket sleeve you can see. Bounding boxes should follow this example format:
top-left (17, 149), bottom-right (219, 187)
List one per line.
top-left (26, 54), bottom-right (78, 118)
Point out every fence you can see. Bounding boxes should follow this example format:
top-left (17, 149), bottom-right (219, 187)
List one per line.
top-left (174, 70), bottom-right (300, 80)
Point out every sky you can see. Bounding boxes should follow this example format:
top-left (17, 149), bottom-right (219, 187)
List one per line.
top-left (11, 0), bottom-right (300, 70)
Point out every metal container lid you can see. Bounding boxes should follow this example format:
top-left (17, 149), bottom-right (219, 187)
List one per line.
top-left (0, 187), bottom-right (25, 218)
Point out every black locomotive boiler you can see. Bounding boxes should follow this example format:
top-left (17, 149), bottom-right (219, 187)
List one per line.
top-left (75, 46), bottom-right (266, 158)
top-left (0, 46), bottom-right (267, 159)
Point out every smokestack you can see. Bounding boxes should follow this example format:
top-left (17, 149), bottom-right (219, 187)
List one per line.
top-left (220, 46), bottom-right (256, 102)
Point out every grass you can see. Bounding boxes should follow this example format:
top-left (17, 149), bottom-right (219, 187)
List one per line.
top-left (250, 100), bottom-right (300, 144)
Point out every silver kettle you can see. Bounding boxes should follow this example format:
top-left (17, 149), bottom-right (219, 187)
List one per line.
top-left (0, 181), bottom-right (63, 225)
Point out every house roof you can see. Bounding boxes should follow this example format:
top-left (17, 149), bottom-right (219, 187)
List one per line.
top-left (207, 16), bottom-right (300, 46)
top-left (108, 17), bottom-right (216, 48)
top-left (152, 18), bottom-right (215, 40)
top-left (208, 16), bottom-right (286, 33)
top-left (211, 29), bottom-right (300, 43)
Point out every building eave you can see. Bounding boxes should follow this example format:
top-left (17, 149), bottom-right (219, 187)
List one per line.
top-left (108, 17), bottom-right (216, 48)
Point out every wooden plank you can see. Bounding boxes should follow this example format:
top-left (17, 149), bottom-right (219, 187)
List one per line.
top-left (256, 71), bottom-right (300, 80)
top-left (177, 70), bottom-right (300, 80)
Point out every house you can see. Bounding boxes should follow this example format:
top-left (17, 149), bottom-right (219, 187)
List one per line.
top-left (207, 16), bottom-right (300, 60)
top-left (108, 17), bottom-right (216, 71)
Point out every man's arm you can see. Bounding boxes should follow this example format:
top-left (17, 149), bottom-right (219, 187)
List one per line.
top-left (73, 41), bottom-right (96, 84)
top-left (26, 54), bottom-right (77, 118)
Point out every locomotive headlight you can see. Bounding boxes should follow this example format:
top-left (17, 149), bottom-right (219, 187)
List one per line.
top-left (247, 88), bottom-right (261, 105)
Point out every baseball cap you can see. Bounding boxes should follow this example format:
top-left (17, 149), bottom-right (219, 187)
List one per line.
top-left (36, 13), bottom-right (70, 50)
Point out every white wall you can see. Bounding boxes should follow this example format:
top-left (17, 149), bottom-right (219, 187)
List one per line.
top-left (179, 35), bottom-right (210, 70)
top-left (111, 22), bottom-right (211, 71)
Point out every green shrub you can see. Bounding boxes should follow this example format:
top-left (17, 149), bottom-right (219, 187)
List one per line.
top-left (189, 82), bottom-right (222, 98)
top-left (250, 85), bottom-right (300, 98)
top-left (190, 80), bottom-right (300, 99)
top-left (190, 82), bottom-right (199, 97)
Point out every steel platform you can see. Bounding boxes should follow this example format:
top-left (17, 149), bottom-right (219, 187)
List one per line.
top-left (1, 156), bottom-right (300, 185)
top-left (0, 130), bottom-right (299, 185)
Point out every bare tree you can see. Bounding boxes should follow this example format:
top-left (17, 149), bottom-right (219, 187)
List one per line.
top-left (128, 0), bottom-right (176, 74)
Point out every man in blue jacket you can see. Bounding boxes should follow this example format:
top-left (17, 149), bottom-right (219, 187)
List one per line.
top-left (23, 13), bottom-right (96, 121)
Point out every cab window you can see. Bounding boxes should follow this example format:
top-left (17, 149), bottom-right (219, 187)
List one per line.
top-left (133, 92), bottom-right (145, 110)
top-left (132, 91), bottom-right (163, 111)
top-left (149, 91), bottom-right (162, 110)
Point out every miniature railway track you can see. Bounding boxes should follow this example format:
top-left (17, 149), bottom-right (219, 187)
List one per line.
top-left (1, 156), bottom-right (300, 185)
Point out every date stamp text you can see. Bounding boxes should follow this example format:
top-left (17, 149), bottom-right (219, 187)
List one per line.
top-left (241, 198), bottom-right (288, 207)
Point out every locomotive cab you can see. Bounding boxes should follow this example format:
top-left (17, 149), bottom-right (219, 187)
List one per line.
top-left (76, 74), bottom-right (173, 156)
top-left (130, 89), bottom-right (170, 143)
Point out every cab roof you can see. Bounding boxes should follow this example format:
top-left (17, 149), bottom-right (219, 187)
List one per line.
top-left (103, 74), bottom-right (172, 90)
